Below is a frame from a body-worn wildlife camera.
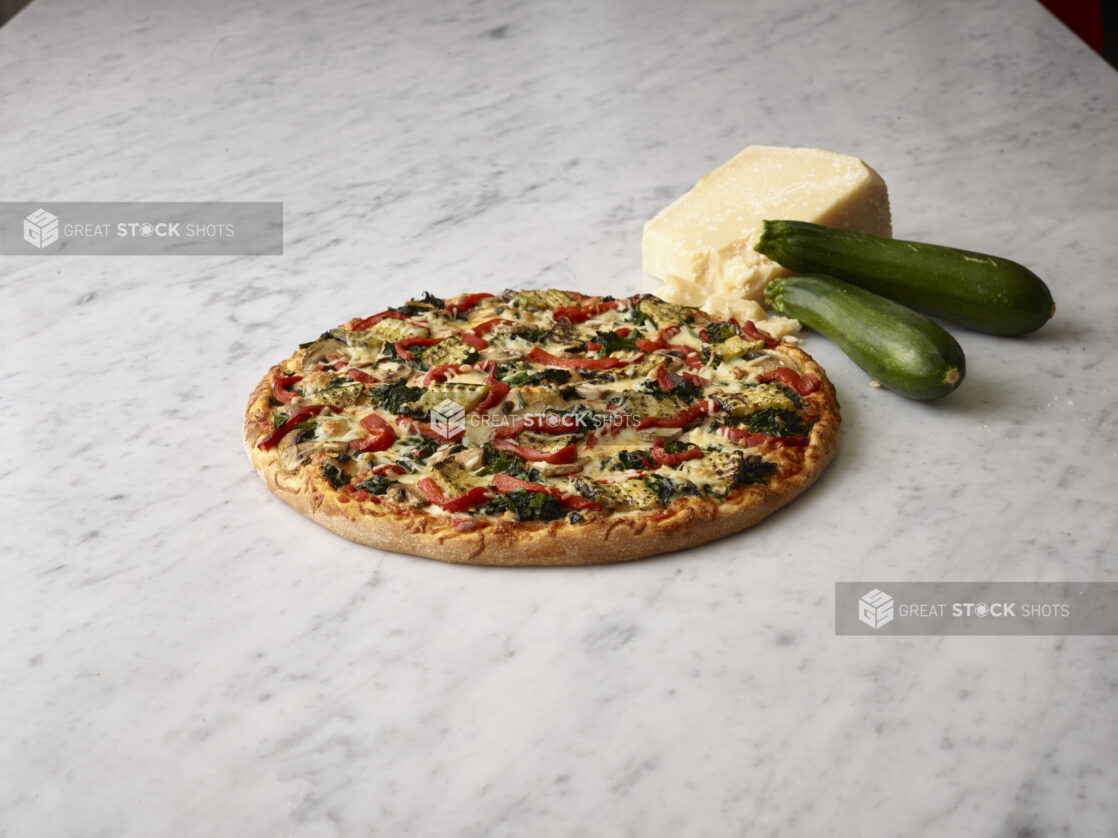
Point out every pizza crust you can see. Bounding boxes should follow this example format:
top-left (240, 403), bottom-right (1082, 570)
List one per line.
top-left (244, 343), bottom-right (840, 566)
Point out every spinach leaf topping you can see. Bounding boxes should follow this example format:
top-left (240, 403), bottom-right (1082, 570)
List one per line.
top-left (736, 459), bottom-right (777, 485)
top-left (478, 443), bottom-right (540, 481)
top-left (641, 473), bottom-right (676, 505)
top-left (700, 454), bottom-right (777, 497)
top-left (704, 321), bottom-right (739, 344)
top-left (513, 326), bottom-right (550, 343)
top-left (392, 291), bottom-right (446, 316)
top-left (377, 341), bottom-right (427, 370)
top-left (593, 330), bottom-right (638, 356)
top-left (353, 474), bottom-right (398, 495)
top-left (675, 480), bottom-right (702, 497)
top-left (552, 403), bottom-right (611, 431)
top-left (499, 364), bottom-right (572, 387)
top-left (272, 411), bottom-right (318, 431)
top-left (610, 449), bottom-right (655, 471)
top-left (636, 374), bottom-right (703, 403)
top-left (482, 490), bottom-right (565, 522)
top-left (320, 462), bottom-right (349, 490)
top-left (661, 439), bottom-right (695, 454)
top-left (627, 306), bottom-right (653, 328)
top-left (742, 408), bottom-right (809, 438)
top-left (401, 435), bottom-right (440, 464)
top-left (369, 380), bottom-right (424, 413)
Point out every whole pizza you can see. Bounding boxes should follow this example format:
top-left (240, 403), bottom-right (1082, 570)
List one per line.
top-left (244, 290), bottom-right (840, 565)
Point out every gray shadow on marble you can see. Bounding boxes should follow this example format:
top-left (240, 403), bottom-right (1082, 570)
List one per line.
top-left (928, 314), bottom-right (1087, 415)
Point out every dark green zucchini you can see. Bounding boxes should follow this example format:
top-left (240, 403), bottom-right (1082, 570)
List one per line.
top-left (755, 220), bottom-right (1054, 336)
top-left (764, 275), bottom-right (965, 400)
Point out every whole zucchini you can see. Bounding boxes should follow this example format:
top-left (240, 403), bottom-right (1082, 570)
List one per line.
top-left (764, 275), bottom-right (965, 400)
top-left (756, 220), bottom-right (1054, 336)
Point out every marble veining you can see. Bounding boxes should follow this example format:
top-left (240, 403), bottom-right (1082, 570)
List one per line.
top-left (2, 0), bottom-right (1116, 835)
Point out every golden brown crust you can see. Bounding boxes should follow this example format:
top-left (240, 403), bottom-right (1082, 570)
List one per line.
top-left (244, 340), bottom-right (840, 566)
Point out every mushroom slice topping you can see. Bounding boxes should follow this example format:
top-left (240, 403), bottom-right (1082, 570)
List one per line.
top-left (301, 337), bottom-right (349, 368)
top-left (374, 361), bottom-right (411, 385)
top-left (386, 484), bottom-right (428, 507)
top-left (278, 433), bottom-right (349, 470)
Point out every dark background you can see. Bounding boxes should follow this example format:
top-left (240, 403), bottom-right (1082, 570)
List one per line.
top-left (1, 0), bottom-right (1116, 68)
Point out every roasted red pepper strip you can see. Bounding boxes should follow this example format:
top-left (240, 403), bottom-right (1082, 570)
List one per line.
top-left (635, 325), bottom-right (681, 352)
top-left (257, 404), bottom-right (329, 450)
top-left (585, 408), bottom-right (629, 449)
top-left (372, 463), bottom-right (407, 477)
top-left (416, 421), bottom-right (465, 443)
top-left (655, 366), bottom-right (708, 391)
top-left (475, 366), bottom-right (509, 411)
top-left (272, 375), bottom-right (302, 404)
top-left (394, 337), bottom-right (442, 361)
top-left (553, 305), bottom-right (590, 323)
top-left (340, 483), bottom-right (377, 503)
top-left (491, 473), bottom-right (553, 494)
top-left (741, 320), bottom-right (779, 348)
top-left (493, 423), bottom-right (527, 440)
top-left (394, 415), bottom-right (466, 443)
top-left (446, 293), bottom-right (495, 317)
top-left (635, 326), bottom-right (702, 369)
top-left (558, 495), bottom-right (599, 511)
top-left (490, 473), bottom-right (599, 510)
top-left (633, 399), bottom-right (714, 431)
top-left (624, 451), bottom-right (656, 469)
top-left (423, 364), bottom-right (462, 387)
top-left (757, 367), bottom-right (821, 396)
top-left (360, 413), bottom-right (395, 435)
top-left (469, 318), bottom-right (514, 337)
top-left (491, 440), bottom-right (578, 464)
top-left (718, 426), bottom-right (808, 447)
top-left (673, 346), bottom-right (705, 370)
top-left (352, 310), bottom-right (410, 330)
top-left (350, 413), bottom-right (397, 452)
top-left (416, 478), bottom-right (492, 512)
top-left (493, 414), bottom-right (581, 439)
top-left (528, 346), bottom-right (628, 370)
top-left (460, 331), bottom-right (488, 350)
top-left (655, 366), bottom-right (680, 393)
top-left (649, 439), bottom-right (704, 467)
top-left (553, 299), bottom-right (621, 323)
top-left (345, 368), bottom-right (378, 385)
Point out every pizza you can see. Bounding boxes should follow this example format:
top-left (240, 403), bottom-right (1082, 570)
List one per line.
top-left (243, 289), bottom-right (840, 566)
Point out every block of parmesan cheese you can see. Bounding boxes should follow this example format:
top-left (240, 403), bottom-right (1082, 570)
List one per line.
top-left (642, 146), bottom-right (891, 327)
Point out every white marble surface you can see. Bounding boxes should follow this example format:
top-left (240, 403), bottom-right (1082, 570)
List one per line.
top-left (2, 0), bottom-right (1117, 835)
